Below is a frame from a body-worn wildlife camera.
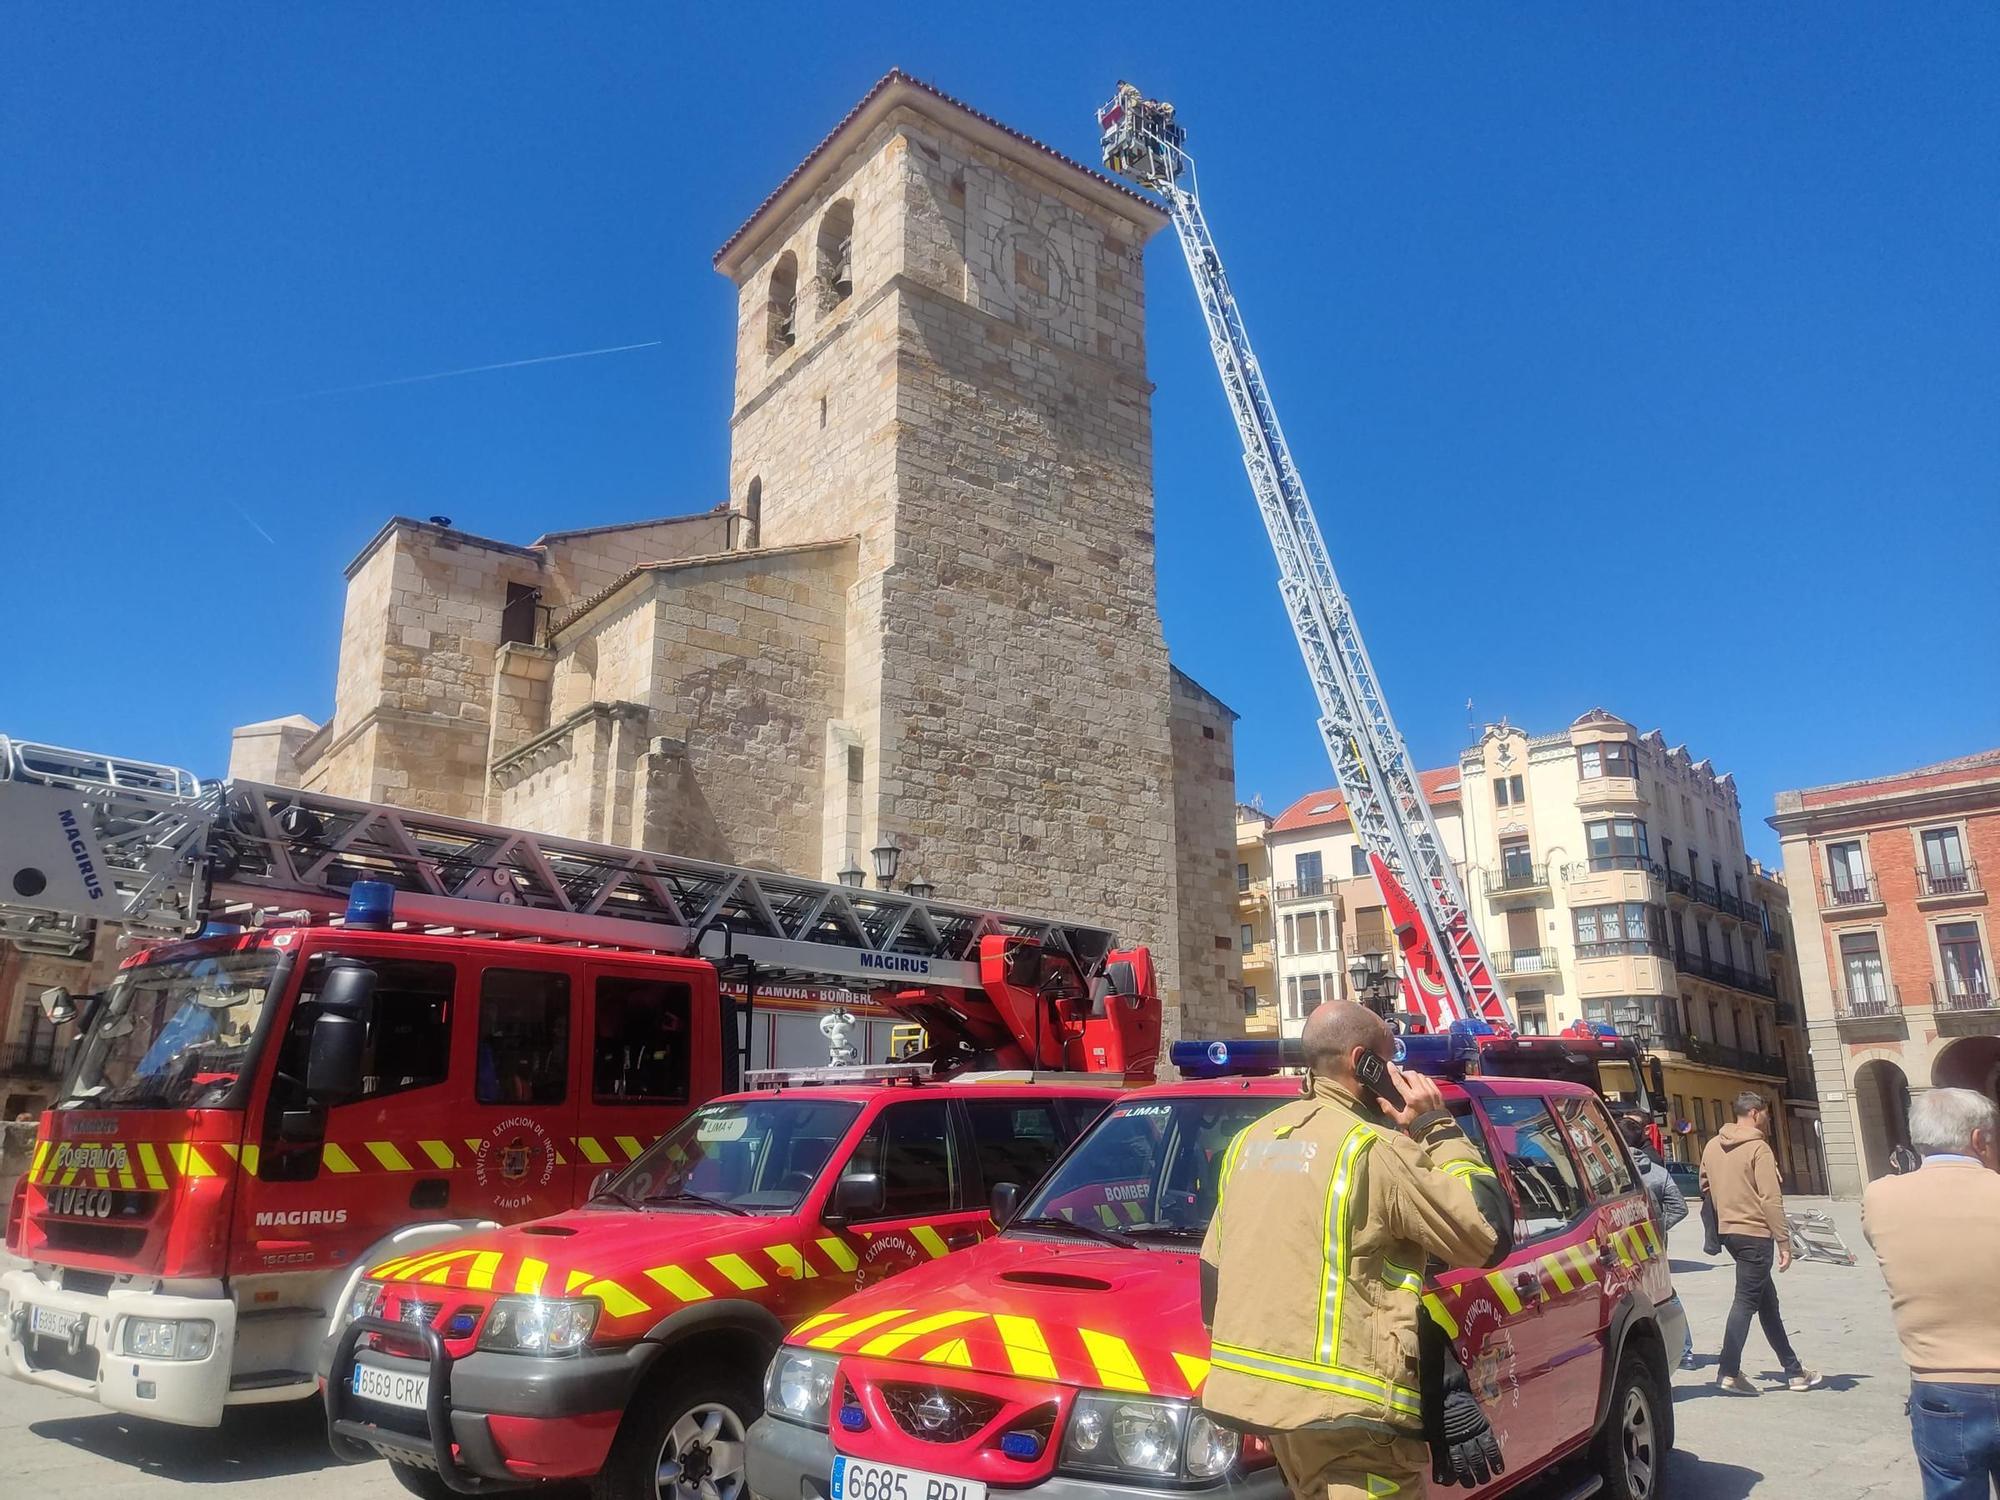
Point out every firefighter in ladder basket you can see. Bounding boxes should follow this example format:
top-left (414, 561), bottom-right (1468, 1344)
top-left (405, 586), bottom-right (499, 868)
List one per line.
top-left (1200, 1002), bottom-right (1514, 1499)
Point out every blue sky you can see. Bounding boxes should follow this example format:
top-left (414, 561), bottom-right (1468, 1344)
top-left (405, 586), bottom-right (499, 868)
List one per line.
top-left (4, 4), bottom-right (1995, 865)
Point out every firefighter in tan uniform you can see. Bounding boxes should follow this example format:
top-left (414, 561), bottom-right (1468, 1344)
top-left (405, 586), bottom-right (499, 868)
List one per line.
top-left (1200, 1003), bottom-right (1513, 1499)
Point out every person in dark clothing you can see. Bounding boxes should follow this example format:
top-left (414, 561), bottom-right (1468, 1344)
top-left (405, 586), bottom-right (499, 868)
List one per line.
top-left (1700, 1091), bottom-right (1821, 1395)
top-left (1620, 1113), bottom-right (1695, 1369)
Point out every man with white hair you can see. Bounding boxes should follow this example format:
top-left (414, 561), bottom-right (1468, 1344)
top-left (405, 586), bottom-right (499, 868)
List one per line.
top-left (1863, 1086), bottom-right (2000, 1499)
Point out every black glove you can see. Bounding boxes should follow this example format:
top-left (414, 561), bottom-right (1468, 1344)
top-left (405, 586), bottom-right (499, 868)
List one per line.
top-left (1431, 1387), bottom-right (1505, 1488)
top-left (1420, 1306), bottom-right (1504, 1489)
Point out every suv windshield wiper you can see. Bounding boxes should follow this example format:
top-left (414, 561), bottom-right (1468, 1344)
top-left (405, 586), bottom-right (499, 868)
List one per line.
top-left (1010, 1213), bottom-right (1137, 1248)
top-left (587, 1183), bottom-right (647, 1211)
top-left (650, 1187), bottom-right (752, 1217)
top-left (1126, 1222), bottom-right (1206, 1244)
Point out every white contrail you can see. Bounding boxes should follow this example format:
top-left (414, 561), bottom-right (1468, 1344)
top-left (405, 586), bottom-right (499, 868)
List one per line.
top-left (228, 500), bottom-right (277, 546)
top-left (266, 339), bottom-right (664, 402)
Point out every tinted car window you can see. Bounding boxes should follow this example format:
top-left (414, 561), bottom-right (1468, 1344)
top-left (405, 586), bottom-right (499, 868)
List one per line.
top-left (1556, 1094), bottom-right (1637, 1201)
top-left (1482, 1094), bottom-right (1589, 1240)
top-left (593, 976), bottom-right (690, 1104)
top-left (841, 1099), bottom-right (956, 1219)
top-left (477, 968), bottom-right (569, 1105)
top-left (962, 1099), bottom-right (1070, 1193)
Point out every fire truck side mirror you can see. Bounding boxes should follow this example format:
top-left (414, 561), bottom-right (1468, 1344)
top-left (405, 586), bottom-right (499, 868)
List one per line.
top-left (822, 1171), bottom-right (882, 1230)
top-left (318, 963), bottom-right (378, 1014)
top-left (989, 1181), bottom-right (1021, 1228)
top-left (305, 1012), bottom-right (367, 1105)
top-left (38, 987), bottom-right (78, 1026)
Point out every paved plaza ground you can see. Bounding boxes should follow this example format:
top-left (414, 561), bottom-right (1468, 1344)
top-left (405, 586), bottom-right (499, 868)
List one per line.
top-left (0, 1199), bottom-right (1920, 1499)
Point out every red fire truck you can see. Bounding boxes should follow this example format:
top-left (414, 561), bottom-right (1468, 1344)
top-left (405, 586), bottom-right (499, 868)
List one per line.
top-left (0, 737), bottom-right (1159, 1428)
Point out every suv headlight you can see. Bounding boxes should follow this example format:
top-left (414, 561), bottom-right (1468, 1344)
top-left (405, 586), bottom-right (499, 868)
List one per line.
top-left (1062, 1391), bottom-right (1240, 1481)
top-left (764, 1346), bottom-right (840, 1429)
top-left (476, 1297), bottom-right (599, 1355)
top-left (345, 1280), bottom-right (386, 1325)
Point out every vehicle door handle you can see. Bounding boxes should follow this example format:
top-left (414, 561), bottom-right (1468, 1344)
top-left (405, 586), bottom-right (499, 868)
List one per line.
top-left (409, 1177), bottom-right (450, 1211)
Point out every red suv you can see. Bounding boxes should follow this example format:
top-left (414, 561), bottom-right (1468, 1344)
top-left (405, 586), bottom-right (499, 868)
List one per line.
top-left (747, 1072), bottom-right (1686, 1500)
top-left (321, 1075), bottom-right (1120, 1499)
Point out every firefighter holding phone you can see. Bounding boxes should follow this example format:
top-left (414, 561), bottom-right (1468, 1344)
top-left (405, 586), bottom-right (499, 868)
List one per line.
top-left (1199, 1000), bottom-right (1514, 1500)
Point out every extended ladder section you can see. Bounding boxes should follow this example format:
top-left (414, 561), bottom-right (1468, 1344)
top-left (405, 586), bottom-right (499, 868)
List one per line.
top-left (0, 736), bottom-right (1153, 1073)
top-left (1097, 84), bottom-right (1507, 1032)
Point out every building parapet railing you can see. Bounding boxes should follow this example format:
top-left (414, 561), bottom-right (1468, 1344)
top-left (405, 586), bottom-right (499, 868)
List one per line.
top-left (1833, 984), bottom-right (1901, 1021)
top-left (1583, 856), bottom-right (1662, 877)
top-left (1932, 981), bottom-right (1997, 1014)
top-left (1492, 947), bottom-right (1560, 976)
top-left (1673, 948), bottom-right (1779, 998)
top-left (1916, 864), bottom-right (1982, 901)
top-left (1576, 938), bottom-right (1668, 961)
top-left (1822, 877), bottom-right (1880, 910)
top-left (1, 1040), bottom-right (63, 1079)
top-left (1681, 1035), bottom-right (1787, 1079)
top-left (1274, 879), bottom-right (1328, 903)
top-left (1481, 864), bottom-right (1550, 896)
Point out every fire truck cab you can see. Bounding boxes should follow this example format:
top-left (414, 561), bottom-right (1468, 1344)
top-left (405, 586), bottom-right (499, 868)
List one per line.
top-left (747, 1042), bottom-right (1687, 1500)
top-left (321, 1071), bottom-right (1123, 1500)
top-left (2, 917), bottom-right (734, 1427)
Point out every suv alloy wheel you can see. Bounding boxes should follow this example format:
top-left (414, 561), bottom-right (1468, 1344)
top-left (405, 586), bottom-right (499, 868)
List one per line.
top-left (597, 1367), bottom-right (761, 1500)
top-left (1592, 1347), bottom-right (1669, 1500)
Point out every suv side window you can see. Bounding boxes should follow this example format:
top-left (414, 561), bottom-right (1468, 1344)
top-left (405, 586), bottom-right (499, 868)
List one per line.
top-left (841, 1099), bottom-right (956, 1219)
top-left (1555, 1094), bottom-right (1638, 1201)
top-left (1482, 1095), bottom-right (1590, 1241)
top-left (477, 969), bottom-right (570, 1105)
top-left (961, 1099), bottom-right (1068, 1193)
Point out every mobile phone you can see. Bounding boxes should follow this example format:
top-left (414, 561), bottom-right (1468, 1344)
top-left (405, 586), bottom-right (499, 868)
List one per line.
top-left (1354, 1050), bottom-right (1406, 1112)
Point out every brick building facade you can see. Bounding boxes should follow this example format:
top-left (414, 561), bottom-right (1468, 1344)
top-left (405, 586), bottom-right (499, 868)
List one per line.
top-left (216, 72), bottom-right (1242, 1045)
top-left (1772, 748), bottom-right (2000, 1196)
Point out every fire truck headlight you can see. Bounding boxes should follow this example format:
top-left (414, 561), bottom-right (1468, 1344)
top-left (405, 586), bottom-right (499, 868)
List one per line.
top-left (122, 1318), bottom-right (215, 1361)
top-left (1181, 1410), bottom-right (1241, 1479)
top-left (764, 1347), bottom-right (839, 1429)
top-left (346, 1281), bottom-right (386, 1325)
top-left (478, 1297), bottom-right (599, 1355)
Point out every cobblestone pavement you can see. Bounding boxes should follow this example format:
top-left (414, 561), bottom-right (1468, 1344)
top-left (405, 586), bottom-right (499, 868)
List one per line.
top-left (0, 1197), bottom-right (1918, 1499)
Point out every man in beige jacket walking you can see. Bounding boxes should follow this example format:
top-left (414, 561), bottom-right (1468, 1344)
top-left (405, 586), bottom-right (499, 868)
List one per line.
top-left (1700, 1090), bottom-right (1820, 1394)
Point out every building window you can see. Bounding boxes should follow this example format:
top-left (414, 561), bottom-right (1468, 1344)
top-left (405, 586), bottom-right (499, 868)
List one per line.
top-left (1298, 975), bottom-right (1323, 1018)
top-left (1573, 902), bottom-right (1665, 957)
top-left (1706, 807), bottom-right (1719, 837)
top-left (1515, 992), bottom-right (1547, 1035)
top-left (1285, 976), bottom-right (1298, 1017)
top-left (1937, 922), bottom-right (1990, 1004)
top-left (1236, 861), bottom-right (1251, 892)
top-left (1585, 817), bottom-right (1651, 870)
top-left (1826, 840), bottom-right (1870, 903)
top-left (1239, 924), bottom-right (1254, 953)
top-left (477, 969), bottom-right (570, 1105)
top-left (1242, 985), bottom-right (1258, 1014)
top-left (500, 583), bottom-right (542, 647)
top-left (817, 199), bottom-right (854, 306)
top-left (1350, 844), bottom-right (1370, 878)
top-left (1577, 742), bottom-right (1636, 780)
top-left (1295, 851), bottom-right (1323, 887)
top-left (1282, 914), bottom-right (1295, 955)
top-left (592, 976), bottom-right (692, 1104)
top-left (1494, 774), bottom-right (1524, 807)
top-left (1501, 840), bottom-right (1535, 883)
top-left (1296, 913), bottom-right (1321, 955)
top-left (767, 251), bottom-right (798, 354)
top-left (1838, 931), bottom-right (1889, 1007)
top-left (1921, 827), bottom-right (1970, 894)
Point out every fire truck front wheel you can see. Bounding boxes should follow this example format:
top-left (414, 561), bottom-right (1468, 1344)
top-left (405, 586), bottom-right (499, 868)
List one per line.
top-left (595, 1366), bottom-right (761, 1500)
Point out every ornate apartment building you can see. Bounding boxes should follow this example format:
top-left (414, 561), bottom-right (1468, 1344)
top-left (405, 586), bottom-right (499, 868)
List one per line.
top-left (1772, 748), bottom-right (1999, 1196)
top-left (201, 72), bottom-right (1243, 1050)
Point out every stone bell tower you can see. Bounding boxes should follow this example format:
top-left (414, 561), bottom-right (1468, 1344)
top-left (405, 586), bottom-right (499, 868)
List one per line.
top-left (715, 71), bottom-right (1199, 1019)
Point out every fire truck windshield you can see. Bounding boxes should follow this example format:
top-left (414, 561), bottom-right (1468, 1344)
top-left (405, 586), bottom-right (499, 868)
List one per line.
top-left (1012, 1095), bottom-right (1279, 1247)
top-left (62, 950), bottom-right (281, 1111)
top-left (598, 1097), bottom-right (862, 1214)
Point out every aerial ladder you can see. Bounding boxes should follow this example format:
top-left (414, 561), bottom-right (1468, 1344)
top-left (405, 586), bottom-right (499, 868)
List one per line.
top-left (0, 735), bottom-right (1159, 1076)
top-left (1098, 83), bottom-right (1507, 1032)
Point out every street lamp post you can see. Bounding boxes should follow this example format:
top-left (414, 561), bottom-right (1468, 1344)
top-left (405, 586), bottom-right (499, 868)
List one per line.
top-left (871, 840), bottom-right (903, 891)
top-left (837, 859), bottom-right (866, 890)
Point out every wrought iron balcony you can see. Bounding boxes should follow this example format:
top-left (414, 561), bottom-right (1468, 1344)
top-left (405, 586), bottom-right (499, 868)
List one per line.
top-left (1492, 947), bottom-right (1560, 976)
top-left (1673, 949), bottom-right (1779, 998)
top-left (1481, 864), bottom-right (1550, 897)
top-left (1822, 876), bottom-right (1880, 911)
top-left (1681, 1035), bottom-right (1787, 1079)
top-left (1916, 864), bottom-right (1982, 901)
top-left (1273, 878), bottom-right (1328, 903)
top-left (1, 1040), bottom-right (64, 1078)
top-left (1932, 981), bottom-right (1997, 1014)
top-left (1345, 932), bottom-right (1393, 959)
top-left (1833, 984), bottom-right (1901, 1021)
top-left (1665, 868), bottom-right (1693, 899)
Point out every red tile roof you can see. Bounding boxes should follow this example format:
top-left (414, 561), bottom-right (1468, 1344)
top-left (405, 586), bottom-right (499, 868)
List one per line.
top-left (714, 69), bottom-right (1159, 270)
top-left (1269, 768), bottom-right (1461, 834)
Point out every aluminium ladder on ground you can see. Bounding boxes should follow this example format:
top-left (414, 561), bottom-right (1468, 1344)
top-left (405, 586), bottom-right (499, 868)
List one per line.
top-left (1097, 83), bottom-right (1507, 1031)
top-left (0, 735), bottom-right (1125, 997)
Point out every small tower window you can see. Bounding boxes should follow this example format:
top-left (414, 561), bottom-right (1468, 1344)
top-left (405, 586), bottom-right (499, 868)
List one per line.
top-left (767, 253), bottom-right (797, 355)
top-left (742, 478), bottom-right (762, 550)
top-left (817, 200), bottom-right (854, 309)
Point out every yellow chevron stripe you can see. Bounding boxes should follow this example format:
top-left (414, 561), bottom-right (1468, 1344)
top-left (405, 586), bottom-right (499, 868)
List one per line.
top-left (322, 1143), bottom-right (360, 1174)
top-left (858, 1310), bottom-right (983, 1357)
top-left (1641, 1220), bottom-right (1663, 1256)
top-left (366, 1141), bottom-right (414, 1172)
top-left (1610, 1230), bottom-right (1635, 1267)
top-left (993, 1314), bottom-right (1057, 1379)
top-left (419, 1140), bottom-right (457, 1169)
top-left (920, 1337), bottom-right (973, 1367)
top-left (582, 1278), bottom-right (647, 1317)
top-left (816, 1236), bottom-right (859, 1272)
top-left (1485, 1271), bottom-right (1523, 1315)
top-left (1079, 1328), bottom-right (1149, 1392)
top-left (1567, 1243), bottom-right (1599, 1284)
top-left (514, 1258), bottom-right (548, 1295)
top-left (464, 1137), bottom-right (483, 1156)
top-left (910, 1225), bottom-right (950, 1259)
top-left (566, 1268), bottom-right (592, 1294)
top-left (1173, 1352), bottom-right (1211, 1391)
top-left (790, 1312), bottom-right (843, 1337)
top-left (167, 1142), bottom-right (217, 1178)
top-left (1096, 1204), bottom-right (1121, 1228)
top-left (1543, 1254), bottom-right (1575, 1293)
top-left (576, 1137), bottom-right (611, 1165)
top-left (766, 1245), bottom-right (817, 1280)
top-left (615, 1136), bottom-right (643, 1160)
top-left (709, 1253), bottom-right (767, 1290)
top-left (1122, 1200), bottom-right (1147, 1222)
top-left (808, 1309), bottom-right (914, 1349)
top-left (465, 1250), bottom-right (504, 1291)
top-left (417, 1251), bottom-right (480, 1284)
top-left (30, 1140), bottom-right (50, 1179)
top-left (647, 1265), bottom-right (712, 1303)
